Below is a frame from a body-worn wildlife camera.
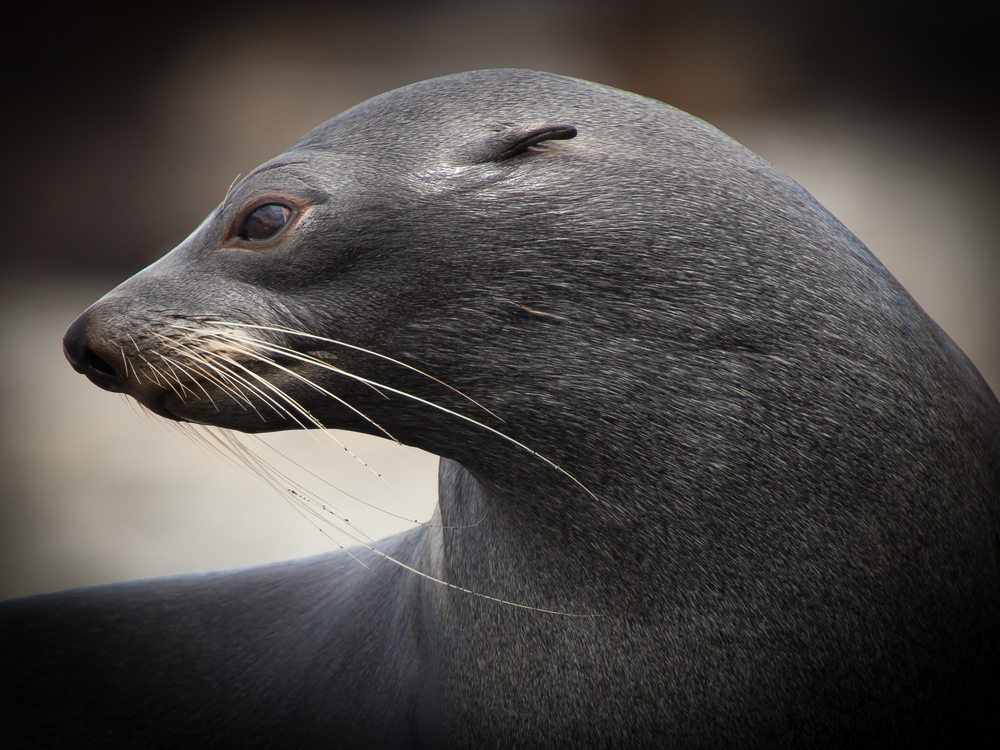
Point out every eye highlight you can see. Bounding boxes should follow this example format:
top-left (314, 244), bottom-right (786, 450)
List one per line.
top-left (239, 203), bottom-right (292, 241)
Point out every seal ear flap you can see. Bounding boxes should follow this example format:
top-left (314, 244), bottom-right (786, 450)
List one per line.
top-left (469, 123), bottom-right (577, 163)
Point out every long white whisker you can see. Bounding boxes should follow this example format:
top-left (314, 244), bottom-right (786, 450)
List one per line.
top-left (218, 336), bottom-right (401, 445)
top-left (244, 432), bottom-right (481, 530)
top-left (208, 433), bottom-right (589, 616)
top-left (154, 353), bottom-right (203, 401)
top-left (160, 355), bottom-right (220, 409)
top-left (163, 332), bottom-right (409, 494)
top-left (127, 334), bottom-right (184, 395)
top-left (121, 322), bottom-right (595, 615)
top-left (152, 333), bottom-right (222, 410)
top-left (187, 352), bottom-right (272, 420)
top-left (206, 429), bottom-right (403, 569)
top-left (190, 321), bottom-right (503, 421)
top-left (203, 349), bottom-right (408, 492)
top-left (164, 339), bottom-right (262, 414)
top-left (201, 351), bottom-right (312, 428)
top-left (198, 327), bottom-right (600, 504)
top-left (197, 428), bottom-right (369, 563)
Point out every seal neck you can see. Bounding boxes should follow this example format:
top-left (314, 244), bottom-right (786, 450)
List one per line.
top-left (432, 457), bottom-right (675, 616)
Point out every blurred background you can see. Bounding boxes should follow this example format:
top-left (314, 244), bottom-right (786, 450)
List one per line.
top-left (2, 0), bottom-right (997, 599)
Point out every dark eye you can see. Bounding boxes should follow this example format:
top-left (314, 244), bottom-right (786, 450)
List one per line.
top-left (240, 203), bottom-right (291, 241)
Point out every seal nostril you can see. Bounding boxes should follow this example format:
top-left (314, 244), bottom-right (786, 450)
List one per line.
top-left (83, 348), bottom-right (119, 379)
top-left (72, 344), bottom-right (126, 393)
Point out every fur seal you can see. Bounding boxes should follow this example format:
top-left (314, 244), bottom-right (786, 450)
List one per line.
top-left (1, 69), bottom-right (997, 747)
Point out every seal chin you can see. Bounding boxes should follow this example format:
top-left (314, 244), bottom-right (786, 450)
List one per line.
top-left (151, 388), bottom-right (222, 425)
top-left (154, 385), bottom-right (293, 432)
top-left (145, 390), bottom-right (188, 422)
top-left (78, 368), bottom-right (127, 394)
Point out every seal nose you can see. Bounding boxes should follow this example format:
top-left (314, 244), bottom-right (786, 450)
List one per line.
top-left (63, 310), bottom-right (126, 392)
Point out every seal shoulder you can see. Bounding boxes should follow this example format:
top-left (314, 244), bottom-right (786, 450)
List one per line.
top-left (0, 529), bottom-right (443, 747)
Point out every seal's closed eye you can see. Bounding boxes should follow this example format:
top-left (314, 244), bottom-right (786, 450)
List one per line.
top-left (469, 123), bottom-right (577, 163)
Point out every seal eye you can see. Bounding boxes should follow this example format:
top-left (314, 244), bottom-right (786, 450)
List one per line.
top-left (240, 203), bottom-right (291, 241)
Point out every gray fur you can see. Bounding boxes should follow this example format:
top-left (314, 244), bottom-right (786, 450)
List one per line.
top-left (2, 69), bottom-right (998, 747)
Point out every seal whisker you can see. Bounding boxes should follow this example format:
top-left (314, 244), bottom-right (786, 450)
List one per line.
top-left (149, 327), bottom-right (484, 530)
top-left (201, 428), bottom-right (353, 529)
top-left (160, 338), bottom-right (260, 414)
top-left (190, 427), bottom-right (375, 560)
top-left (179, 403), bottom-right (488, 536)
top-left (222, 172), bottom-right (242, 210)
top-left (145, 358), bottom-right (186, 399)
top-left (239, 430), bottom-right (483, 532)
top-left (209, 432), bottom-right (590, 616)
top-left (151, 333), bottom-right (229, 408)
top-left (157, 353), bottom-right (220, 410)
top-left (200, 321), bottom-right (503, 421)
top-left (187, 355), bottom-right (272, 420)
top-left (153, 352), bottom-right (204, 401)
top-left (204, 333), bottom-right (403, 445)
top-left (196, 427), bottom-right (435, 569)
top-left (126, 334), bottom-right (183, 395)
top-left (199, 350), bottom-right (314, 428)
top-left (201, 326), bottom-right (601, 504)
top-left (119, 346), bottom-right (139, 382)
top-left (175, 335), bottom-right (333, 426)
top-left (339, 527), bottom-right (597, 617)
top-left (200, 346), bottom-right (417, 494)
top-left (119, 392), bottom-right (151, 423)
top-left (198, 348), bottom-right (413, 502)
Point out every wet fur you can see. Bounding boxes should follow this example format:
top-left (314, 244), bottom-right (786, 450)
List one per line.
top-left (2, 69), bottom-right (998, 747)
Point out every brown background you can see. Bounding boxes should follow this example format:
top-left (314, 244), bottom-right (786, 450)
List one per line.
top-left (1, 0), bottom-right (997, 598)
